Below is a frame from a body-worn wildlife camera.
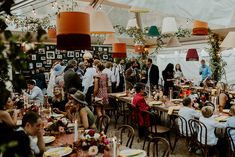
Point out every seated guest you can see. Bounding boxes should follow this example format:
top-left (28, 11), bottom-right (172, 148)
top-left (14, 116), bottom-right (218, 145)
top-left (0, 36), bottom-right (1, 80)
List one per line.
top-left (23, 79), bottom-right (44, 105)
top-left (50, 85), bottom-right (67, 115)
top-left (17, 111), bottom-right (45, 156)
top-left (132, 83), bottom-right (150, 139)
top-left (65, 88), bottom-right (77, 120)
top-left (217, 82), bottom-right (231, 112)
top-left (178, 97), bottom-right (201, 136)
top-left (199, 106), bottom-right (225, 146)
top-left (70, 90), bottom-right (96, 129)
top-left (226, 105), bottom-right (235, 150)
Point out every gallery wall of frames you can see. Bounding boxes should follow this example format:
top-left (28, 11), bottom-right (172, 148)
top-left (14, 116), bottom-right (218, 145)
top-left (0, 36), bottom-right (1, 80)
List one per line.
top-left (23, 44), bottom-right (113, 79)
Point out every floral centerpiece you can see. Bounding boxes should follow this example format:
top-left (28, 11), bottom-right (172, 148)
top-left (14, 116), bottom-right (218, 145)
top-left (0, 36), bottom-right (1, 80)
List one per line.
top-left (76, 129), bottom-right (109, 156)
top-left (45, 117), bottom-right (68, 134)
top-left (179, 89), bottom-right (192, 98)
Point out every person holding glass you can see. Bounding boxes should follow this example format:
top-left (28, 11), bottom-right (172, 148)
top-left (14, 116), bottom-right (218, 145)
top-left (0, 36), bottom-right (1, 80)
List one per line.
top-left (162, 63), bottom-right (175, 96)
top-left (174, 64), bottom-right (184, 79)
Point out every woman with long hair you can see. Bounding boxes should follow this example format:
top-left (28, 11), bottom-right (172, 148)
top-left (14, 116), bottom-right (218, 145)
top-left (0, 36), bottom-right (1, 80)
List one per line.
top-left (174, 63), bottom-right (184, 79)
top-left (162, 63), bottom-right (175, 96)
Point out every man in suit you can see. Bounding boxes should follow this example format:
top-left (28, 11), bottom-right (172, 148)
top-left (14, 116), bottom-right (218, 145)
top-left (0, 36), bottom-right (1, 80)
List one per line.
top-left (146, 58), bottom-right (159, 89)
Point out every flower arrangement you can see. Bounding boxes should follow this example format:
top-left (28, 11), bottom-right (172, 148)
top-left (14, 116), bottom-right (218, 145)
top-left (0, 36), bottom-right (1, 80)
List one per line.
top-left (77, 129), bottom-right (109, 156)
top-left (192, 94), bottom-right (209, 110)
top-left (179, 89), bottom-right (192, 98)
top-left (45, 117), bottom-right (68, 134)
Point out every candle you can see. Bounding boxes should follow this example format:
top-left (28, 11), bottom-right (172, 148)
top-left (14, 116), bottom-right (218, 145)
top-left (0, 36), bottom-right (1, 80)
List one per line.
top-left (74, 120), bottom-right (78, 142)
top-left (113, 137), bottom-right (117, 157)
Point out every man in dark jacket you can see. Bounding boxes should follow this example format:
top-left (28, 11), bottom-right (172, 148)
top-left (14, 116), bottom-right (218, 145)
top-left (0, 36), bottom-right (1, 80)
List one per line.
top-left (64, 59), bottom-right (82, 92)
top-left (146, 58), bottom-right (159, 89)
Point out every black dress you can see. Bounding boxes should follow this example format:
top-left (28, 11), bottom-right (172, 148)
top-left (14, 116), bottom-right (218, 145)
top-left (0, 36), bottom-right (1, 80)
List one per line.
top-left (162, 70), bottom-right (174, 96)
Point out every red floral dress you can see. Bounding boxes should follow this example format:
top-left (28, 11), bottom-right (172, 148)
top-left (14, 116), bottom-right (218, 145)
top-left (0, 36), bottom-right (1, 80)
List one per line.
top-left (95, 73), bottom-right (109, 105)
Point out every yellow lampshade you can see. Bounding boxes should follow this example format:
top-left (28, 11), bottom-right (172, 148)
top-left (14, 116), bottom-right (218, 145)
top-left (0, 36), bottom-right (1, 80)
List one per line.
top-left (90, 10), bottom-right (115, 34)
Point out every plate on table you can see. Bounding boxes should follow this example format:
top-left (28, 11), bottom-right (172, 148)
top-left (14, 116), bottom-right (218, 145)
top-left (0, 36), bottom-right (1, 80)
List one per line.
top-left (223, 109), bottom-right (230, 114)
top-left (171, 99), bottom-right (183, 104)
top-left (33, 136), bottom-right (55, 144)
top-left (51, 113), bottom-right (64, 118)
top-left (44, 147), bottom-right (72, 157)
top-left (119, 149), bottom-right (146, 157)
top-left (149, 101), bottom-right (162, 106)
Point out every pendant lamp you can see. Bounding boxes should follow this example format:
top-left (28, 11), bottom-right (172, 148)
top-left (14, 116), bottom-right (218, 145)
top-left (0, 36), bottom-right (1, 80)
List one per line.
top-left (103, 34), bottom-right (119, 45)
top-left (147, 26), bottom-right (160, 37)
top-left (220, 32), bottom-right (235, 48)
top-left (112, 43), bottom-right (127, 58)
top-left (129, 6), bottom-right (149, 13)
top-left (90, 10), bottom-right (115, 34)
top-left (126, 18), bottom-right (138, 29)
top-left (186, 48), bottom-right (199, 61)
top-left (162, 17), bottom-right (178, 34)
top-left (57, 12), bottom-right (91, 50)
top-left (192, 20), bottom-right (208, 35)
top-left (166, 36), bottom-right (181, 47)
top-left (47, 28), bottom-right (56, 38)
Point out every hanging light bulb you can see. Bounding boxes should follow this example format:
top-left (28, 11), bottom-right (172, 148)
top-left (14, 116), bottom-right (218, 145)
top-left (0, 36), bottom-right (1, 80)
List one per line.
top-left (32, 9), bottom-right (36, 16)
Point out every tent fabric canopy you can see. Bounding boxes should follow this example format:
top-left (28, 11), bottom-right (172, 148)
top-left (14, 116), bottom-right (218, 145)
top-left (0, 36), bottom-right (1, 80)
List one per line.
top-left (115, 0), bottom-right (235, 26)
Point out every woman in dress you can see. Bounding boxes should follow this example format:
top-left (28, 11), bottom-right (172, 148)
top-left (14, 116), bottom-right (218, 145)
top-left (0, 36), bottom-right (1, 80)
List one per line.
top-left (217, 82), bottom-right (231, 112)
top-left (162, 63), bottom-right (175, 96)
top-left (174, 63), bottom-right (184, 79)
top-left (93, 63), bottom-right (109, 117)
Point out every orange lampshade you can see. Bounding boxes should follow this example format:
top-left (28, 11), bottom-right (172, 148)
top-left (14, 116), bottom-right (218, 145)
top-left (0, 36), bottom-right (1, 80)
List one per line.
top-left (47, 28), bottom-right (56, 38)
top-left (57, 12), bottom-right (91, 50)
top-left (112, 43), bottom-right (127, 58)
top-left (192, 20), bottom-right (208, 35)
top-left (134, 45), bottom-right (144, 53)
top-left (186, 48), bottom-right (199, 61)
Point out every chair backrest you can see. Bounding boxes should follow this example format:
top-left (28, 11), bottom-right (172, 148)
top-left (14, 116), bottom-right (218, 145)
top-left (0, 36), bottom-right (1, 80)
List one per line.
top-left (118, 125), bottom-right (135, 148)
top-left (188, 119), bottom-right (208, 146)
top-left (226, 127), bottom-right (235, 152)
top-left (176, 114), bottom-right (189, 137)
top-left (147, 137), bottom-right (170, 157)
top-left (141, 110), bottom-right (158, 132)
top-left (96, 115), bottom-right (110, 134)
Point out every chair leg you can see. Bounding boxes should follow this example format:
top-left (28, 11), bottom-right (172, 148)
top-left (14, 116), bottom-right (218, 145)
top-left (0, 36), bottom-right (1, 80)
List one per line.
top-left (172, 134), bottom-right (180, 153)
top-left (143, 135), bottom-right (148, 149)
top-left (167, 132), bottom-right (173, 151)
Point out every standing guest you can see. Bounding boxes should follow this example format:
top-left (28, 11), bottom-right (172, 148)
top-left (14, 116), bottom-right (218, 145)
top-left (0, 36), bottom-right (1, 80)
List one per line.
top-left (76, 62), bottom-right (85, 81)
top-left (132, 84), bottom-right (150, 139)
top-left (64, 59), bottom-right (82, 93)
top-left (199, 59), bottom-right (212, 81)
top-left (140, 70), bottom-right (147, 84)
top-left (33, 68), bottom-right (47, 94)
top-left (102, 62), bottom-right (113, 93)
top-left (111, 63), bottom-right (120, 93)
top-left (94, 63), bottom-right (109, 117)
top-left (125, 60), bottom-right (140, 89)
top-left (82, 59), bottom-right (96, 108)
top-left (17, 111), bottom-right (45, 156)
top-left (116, 59), bottom-right (125, 92)
top-left (174, 63), bottom-right (184, 79)
top-left (146, 58), bottom-right (159, 89)
top-left (70, 91), bottom-right (96, 129)
top-left (162, 63), bottom-right (175, 96)
top-left (47, 61), bottom-right (65, 97)
top-left (23, 80), bottom-right (44, 105)
top-left (178, 97), bottom-right (201, 136)
top-left (50, 85), bottom-right (67, 115)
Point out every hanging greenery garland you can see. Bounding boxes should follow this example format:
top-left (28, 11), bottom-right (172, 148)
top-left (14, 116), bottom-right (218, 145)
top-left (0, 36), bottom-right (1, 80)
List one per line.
top-left (207, 30), bottom-right (227, 81)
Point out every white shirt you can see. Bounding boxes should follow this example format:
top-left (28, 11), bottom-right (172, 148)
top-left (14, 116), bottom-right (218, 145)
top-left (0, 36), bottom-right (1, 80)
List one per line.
top-left (103, 68), bottom-right (113, 87)
top-left (199, 116), bottom-right (226, 145)
top-left (147, 65), bottom-right (152, 85)
top-left (178, 106), bottom-right (201, 136)
top-left (82, 67), bottom-right (96, 94)
top-left (24, 86), bottom-right (44, 105)
top-left (226, 116), bottom-right (235, 150)
top-left (111, 66), bottom-right (120, 86)
top-left (17, 127), bottom-right (40, 154)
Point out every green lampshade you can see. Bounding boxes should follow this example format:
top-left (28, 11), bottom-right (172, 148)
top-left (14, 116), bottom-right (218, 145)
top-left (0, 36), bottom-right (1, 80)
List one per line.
top-left (147, 26), bottom-right (160, 37)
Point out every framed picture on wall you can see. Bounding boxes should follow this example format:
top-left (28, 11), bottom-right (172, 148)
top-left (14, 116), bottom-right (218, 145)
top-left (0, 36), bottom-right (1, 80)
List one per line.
top-left (46, 51), bottom-right (55, 59)
top-left (103, 54), bottom-right (108, 60)
top-left (46, 60), bottom-right (52, 65)
top-left (43, 61), bottom-right (46, 64)
top-left (46, 46), bottom-right (50, 51)
top-left (29, 63), bottom-right (33, 69)
top-left (36, 63), bottom-right (42, 68)
top-left (67, 51), bottom-right (74, 57)
top-left (57, 54), bottom-right (62, 59)
top-left (38, 48), bottom-right (45, 54)
top-left (55, 49), bottom-right (60, 54)
top-left (32, 54), bottom-right (36, 60)
top-left (41, 56), bottom-right (46, 60)
top-left (75, 52), bottom-right (80, 58)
